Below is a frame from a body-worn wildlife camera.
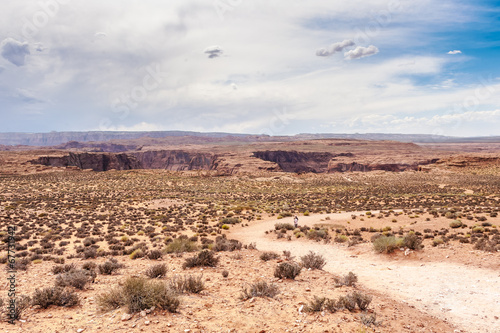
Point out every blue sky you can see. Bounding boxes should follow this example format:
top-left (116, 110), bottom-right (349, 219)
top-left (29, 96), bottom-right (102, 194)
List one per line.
top-left (1, 0), bottom-right (499, 136)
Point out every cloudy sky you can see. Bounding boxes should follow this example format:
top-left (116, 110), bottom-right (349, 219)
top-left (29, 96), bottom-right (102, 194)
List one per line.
top-left (1, 0), bottom-right (499, 136)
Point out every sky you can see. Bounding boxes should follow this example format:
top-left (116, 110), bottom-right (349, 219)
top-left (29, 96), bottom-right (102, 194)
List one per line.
top-left (1, 0), bottom-right (500, 137)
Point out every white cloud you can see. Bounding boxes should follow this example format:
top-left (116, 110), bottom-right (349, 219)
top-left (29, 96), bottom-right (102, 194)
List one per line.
top-left (1, 38), bottom-right (30, 66)
top-left (204, 45), bottom-right (223, 58)
top-left (344, 45), bottom-right (379, 60)
top-left (447, 50), bottom-right (462, 55)
top-left (316, 39), bottom-right (355, 57)
top-left (0, 0), bottom-right (497, 135)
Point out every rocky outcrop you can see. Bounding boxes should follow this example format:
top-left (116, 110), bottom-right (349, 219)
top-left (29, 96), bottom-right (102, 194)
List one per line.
top-left (131, 151), bottom-right (217, 171)
top-left (32, 150), bottom-right (219, 172)
top-left (252, 151), bottom-right (352, 173)
top-left (34, 152), bottom-right (142, 171)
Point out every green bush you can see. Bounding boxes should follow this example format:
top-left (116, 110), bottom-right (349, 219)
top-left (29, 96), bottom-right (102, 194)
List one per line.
top-left (165, 238), bottom-right (198, 254)
top-left (449, 220), bottom-right (462, 228)
top-left (307, 229), bottom-right (329, 241)
top-left (372, 235), bottom-right (402, 253)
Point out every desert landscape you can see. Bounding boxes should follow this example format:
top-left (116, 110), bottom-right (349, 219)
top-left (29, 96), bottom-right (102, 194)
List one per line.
top-left (0, 134), bottom-right (499, 332)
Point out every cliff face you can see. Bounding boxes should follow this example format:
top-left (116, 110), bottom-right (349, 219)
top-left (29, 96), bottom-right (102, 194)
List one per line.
top-left (34, 152), bottom-right (142, 171)
top-left (131, 151), bottom-right (216, 171)
top-left (32, 150), bottom-right (441, 173)
top-left (32, 151), bottom-right (218, 172)
top-left (252, 151), bottom-right (350, 173)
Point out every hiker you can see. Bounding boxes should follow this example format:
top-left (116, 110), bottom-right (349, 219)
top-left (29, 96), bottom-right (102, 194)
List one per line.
top-left (293, 215), bottom-right (298, 228)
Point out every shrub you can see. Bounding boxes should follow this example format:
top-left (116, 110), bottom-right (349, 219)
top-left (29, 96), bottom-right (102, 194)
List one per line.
top-left (32, 287), bottom-right (79, 308)
top-left (307, 229), bottom-right (329, 241)
top-left (5, 295), bottom-right (31, 320)
top-left (221, 224), bottom-right (230, 230)
top-left (282, 250), bottom-right (294, 261)
top-left (472, 226), bottom-right (485, 233)
top-left (274, 223), bottom-right (294, 231)
top-left (402, 232), bottom-right (423, 250)
top-left (274, 262), bottom-right (301, 280)
top-left (432, 238), bottom-right (444, 247)
top-left (98, 258), bottom-right (123, 275)
top-left (334, 235), bottom-right (349, 243)
top-left (222, 270), bottom-right (229, 278)
top-left (100, 276), bottom-right (180, 313)
top-left (82, 261), bottom-right (97, 271)
top-left (145, 263), bottom-right (168, 279)
top-left (51, 263), bottom-right (76, 275)
top-left (130, 248), bottom-right (145, 260)
top-left (337, 294), bottom-right (356, 312)
top-left (165, 238), bottom-right (198, 254)
top-left (450, 220), bottom-right (462, 228)
top-left (372, 236), bottom-right (402, 253)
top-left (334, 271), bottom-right (358, 287)
top-left (240, 281), bottom-right (279, 300)
top-left (304, 296), bottom-right (326, 312)
top-left (169, 274), bottom-right (204, 294)
top-left (360, 313), bottom-right (377, 327)
top-left (6, 257), bottom-right (30, 271)
top-left (260, 251), bottom-right (280, 261)
top-left (148, 250), bottom-right (163, 260)
top-left (213, 237), bottom-right (242, 252)
top-left (300, 251), bottom-right (326, 270)
top-left (183, 250), bottom-right (219, 269)
top-left (55, 269), bottom-right (90, 290)
top-left (96, 287), bottom-right (123, 311)
top-left (83, 248), bottom-right (98, 259)
top-left (352, 291), bottom-right (372, 310)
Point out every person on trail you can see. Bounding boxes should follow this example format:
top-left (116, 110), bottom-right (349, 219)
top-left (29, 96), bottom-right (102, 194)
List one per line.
top-left (293, 215), bottom-right (298, 228)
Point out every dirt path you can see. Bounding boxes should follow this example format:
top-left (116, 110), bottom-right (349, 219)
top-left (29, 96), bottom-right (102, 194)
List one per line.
top-left (230, 213), bottom-right (500, 333)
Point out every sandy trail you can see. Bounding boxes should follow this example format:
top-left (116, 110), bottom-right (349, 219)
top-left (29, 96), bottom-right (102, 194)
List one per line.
top-left (230, 213), bottom-right (500, 333)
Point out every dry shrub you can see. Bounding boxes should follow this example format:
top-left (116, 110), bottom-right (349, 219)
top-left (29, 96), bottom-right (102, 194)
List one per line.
top-left (148, 249), bottom-right (163, 260)
top-left (334, 271), bottom-right (358, 287)
top-left (213, 237), bottom-right (242, 252)
top-left (260, 251), bottom-right (280, 261)
top-left (274, 262), bottom-right (301, 280)
top-left (98, 276), bottom-right (179, 314)
top-left (169, 274), bottom-right (204, 294)
top-left (32, 287), bottom-right (79, 309)
top-left (51, 263), bottom-right (76, 274)
top-left (183, 250), bottom-right (219, 269)
top-left (240, 281), bottom-right (279, 300)
top-left (300, 251), bottom-right (326, 270)
top-left (55, 269), bottom-right (90, 290)
top-left (304, 296), bottom-right (326, 312)
top-left (145, 263), bottom-right (168, 279)
top-left (98, 258), bottom-right (123, 275)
